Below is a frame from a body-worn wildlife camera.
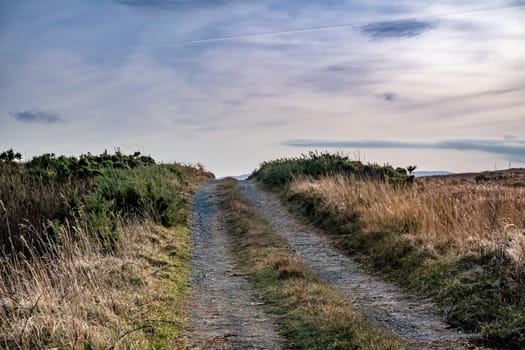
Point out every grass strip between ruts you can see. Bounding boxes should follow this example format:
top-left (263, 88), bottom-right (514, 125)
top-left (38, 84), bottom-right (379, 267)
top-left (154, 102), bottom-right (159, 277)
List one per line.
top-left (218, 178), bottom-right (409, 350)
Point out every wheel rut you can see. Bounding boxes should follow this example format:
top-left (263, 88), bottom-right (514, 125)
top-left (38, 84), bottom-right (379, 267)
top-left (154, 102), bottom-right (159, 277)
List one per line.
top-left (238, 180), bottom-right (485, 350)
top-left (184, 181), bottom-right (283, 350)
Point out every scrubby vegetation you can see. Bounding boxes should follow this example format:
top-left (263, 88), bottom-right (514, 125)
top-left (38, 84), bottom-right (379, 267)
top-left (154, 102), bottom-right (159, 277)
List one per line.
top-left (250, 151), bottom-right (413, 187)
top-left (1, 149), bottom-right (199, 254)
top-left (0, 149), bottom-right (213, 349)
top-left (252, 154), bottom-right (525, 348)
top-left (219, 178), bottom-right (407, 349)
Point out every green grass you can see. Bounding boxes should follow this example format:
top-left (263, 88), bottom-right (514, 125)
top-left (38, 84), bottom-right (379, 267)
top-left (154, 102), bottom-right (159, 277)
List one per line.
top-left (218, 178), bottom-right (408, 350)
top-left (120, 224), bottom-right (192, 349)
top-left (250, 151), bottom-right (413, 187)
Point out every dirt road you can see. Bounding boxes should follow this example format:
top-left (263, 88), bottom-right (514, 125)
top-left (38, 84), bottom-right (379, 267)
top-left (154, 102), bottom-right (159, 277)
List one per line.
top-left (185, 179), bottom-right (485, 349)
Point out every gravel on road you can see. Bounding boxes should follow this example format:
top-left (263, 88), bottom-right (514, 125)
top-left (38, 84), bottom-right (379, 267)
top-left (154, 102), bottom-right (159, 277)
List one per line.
top-left (184, 181), bottom-right (283, 350)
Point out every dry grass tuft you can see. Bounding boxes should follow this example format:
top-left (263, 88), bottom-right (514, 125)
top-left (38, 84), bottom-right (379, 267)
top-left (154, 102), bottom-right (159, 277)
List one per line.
top-left (500, 224), bottom-right (525, 267)
top-left (266, 255), bottom-right (305, 279)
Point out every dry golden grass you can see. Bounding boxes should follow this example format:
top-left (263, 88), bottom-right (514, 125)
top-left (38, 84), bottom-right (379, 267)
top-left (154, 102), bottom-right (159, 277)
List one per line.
top-left (0, 222), bottom-right (190, 349)
top-left (290, 176), bottom-right (525, 263)
top-left (266, 255), bottom-right (305, 279)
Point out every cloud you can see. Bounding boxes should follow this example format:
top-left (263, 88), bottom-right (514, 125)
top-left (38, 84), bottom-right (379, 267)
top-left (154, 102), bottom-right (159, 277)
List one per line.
top-left (361, 19), bottom-right (435, 39)
top-left (381, 92), bottom-right (397, 102)
top-left (504, 133), bottom-right (520, 140)
top-left (284, 137), bottom-right (525, 161)
top-left (9, 109), bottom-right (63, 124)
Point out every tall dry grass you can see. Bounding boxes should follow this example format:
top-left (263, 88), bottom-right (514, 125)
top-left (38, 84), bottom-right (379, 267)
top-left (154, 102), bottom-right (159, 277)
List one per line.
top-left (0, 221), bottom-right (189, 349)
top-left (0, 153), bottom-right (213, 349)
top-left (290, 176), bottom-right (525, 262)
top-left (0, 164), bottom-right (82, 255)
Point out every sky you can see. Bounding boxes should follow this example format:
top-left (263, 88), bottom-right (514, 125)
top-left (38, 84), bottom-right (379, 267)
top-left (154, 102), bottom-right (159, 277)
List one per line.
top-left (1, 0), bottom-right (524, 177)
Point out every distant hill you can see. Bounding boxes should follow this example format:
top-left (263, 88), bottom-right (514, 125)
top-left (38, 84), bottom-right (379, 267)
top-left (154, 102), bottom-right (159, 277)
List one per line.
top-left (413, 171), bottom-right (452, 177)
top-left (218, 174), bottom-right (250, 181)
top-left (233, 174), bottom-right (250, 181)
top-left (416, 168), bottom-right (525, 187)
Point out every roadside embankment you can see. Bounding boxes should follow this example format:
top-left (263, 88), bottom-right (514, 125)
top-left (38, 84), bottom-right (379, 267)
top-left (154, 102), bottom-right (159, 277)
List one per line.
top-left (250, 153), bottom-right (525, 348)
top-left (0, 151), bottom-right (213, 349)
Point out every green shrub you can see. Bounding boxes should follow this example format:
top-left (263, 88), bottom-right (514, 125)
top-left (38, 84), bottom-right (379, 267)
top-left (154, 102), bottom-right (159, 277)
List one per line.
top-left (26, 150), bottom-right (156, 182)
top-left (475, 173), bottom-right (490, 183)
top-left (251, 151), bottom-right (412, 187)
top-left (0, 149), bottom-right (205, 255)
top-left (0, 149), bottom-right (22, 162)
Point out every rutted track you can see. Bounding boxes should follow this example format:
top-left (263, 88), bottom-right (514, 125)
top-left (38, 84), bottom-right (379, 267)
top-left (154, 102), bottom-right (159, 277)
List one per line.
top-left (238, 180), bottom-right (483, 350)
top-left (184, 181), bottom-right (283, 350)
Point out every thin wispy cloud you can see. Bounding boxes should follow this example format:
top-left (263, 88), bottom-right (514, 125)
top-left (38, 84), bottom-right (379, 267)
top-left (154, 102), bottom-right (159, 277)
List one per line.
top-left (112, 2), bottom-right (520, 46)
top-left (9, 110), bottom-right (63, 124)
top-left (284, 138), bottom-right (525, 161)
top-left (361, 19), bottom-right (435, 39)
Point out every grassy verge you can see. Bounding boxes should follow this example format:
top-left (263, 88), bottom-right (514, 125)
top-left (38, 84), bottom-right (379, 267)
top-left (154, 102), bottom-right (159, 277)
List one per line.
top-left (218, 178), bottom-right (408, 350)
top-left (251, 154), bottom-right (525, 349)
top-left (285, 177), bottom-right (525, 348)
top-left (0, 222), bottom-right (191, 349)
top-left (0, 150), bottom-right (213, 349)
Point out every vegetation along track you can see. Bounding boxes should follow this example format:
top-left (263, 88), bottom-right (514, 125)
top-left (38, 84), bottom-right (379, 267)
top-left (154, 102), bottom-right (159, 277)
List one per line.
top-left (238, 180), bottom-right (485, 350)
top-left (184, 181), bottom-right (283, 349)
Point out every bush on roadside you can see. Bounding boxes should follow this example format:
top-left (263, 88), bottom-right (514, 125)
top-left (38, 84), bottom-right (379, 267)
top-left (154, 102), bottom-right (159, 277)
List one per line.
top-left (0, 149), bottom-right (206, 254)
top-left (250, 151), bottom-right (412, 187)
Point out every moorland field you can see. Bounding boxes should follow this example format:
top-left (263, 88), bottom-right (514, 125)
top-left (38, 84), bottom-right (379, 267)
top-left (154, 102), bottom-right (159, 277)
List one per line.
top-left (1, 150), bottom-right (524, 349)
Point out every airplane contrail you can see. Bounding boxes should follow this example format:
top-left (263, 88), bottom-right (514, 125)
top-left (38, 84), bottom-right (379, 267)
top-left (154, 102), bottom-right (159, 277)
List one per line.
top-left (146, 4), bottom-right (525, 46)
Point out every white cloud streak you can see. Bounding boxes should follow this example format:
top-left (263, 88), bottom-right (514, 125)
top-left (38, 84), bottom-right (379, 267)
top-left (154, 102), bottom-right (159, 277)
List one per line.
top-left (285, 137), bottom-right (525, 162)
